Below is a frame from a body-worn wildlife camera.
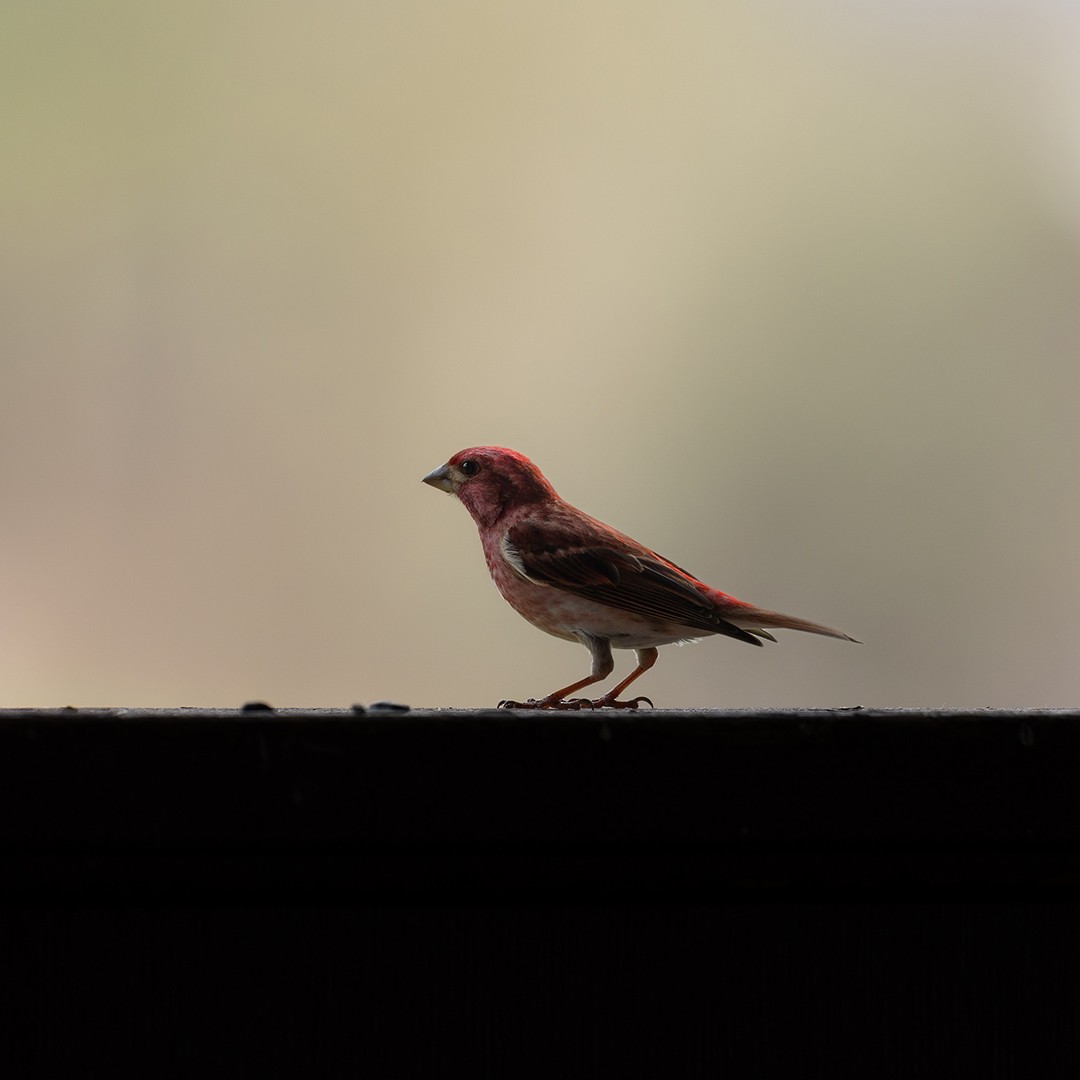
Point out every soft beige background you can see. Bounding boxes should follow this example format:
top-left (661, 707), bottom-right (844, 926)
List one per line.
top-left (3, 1), bottom-right (1079, 709)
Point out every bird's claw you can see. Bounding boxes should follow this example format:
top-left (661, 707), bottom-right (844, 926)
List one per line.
top-left (589, 695), bottom-right (654, 711)
top-left (497, 695), bottom-right (654, 711)
top-left (498, 697), bottom-right (587, 710)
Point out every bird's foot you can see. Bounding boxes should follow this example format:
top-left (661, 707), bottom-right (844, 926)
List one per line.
top-left (498, 697), bottom-right (590, 710)
top-left (498, 695), bottom-right (654, 711)
top-left (588, 695), bottom-right (653, 711)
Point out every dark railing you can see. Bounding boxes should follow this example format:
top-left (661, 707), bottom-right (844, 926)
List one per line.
top-left (2, 708), bottom-right (1077, 1073)
top-left (2, 707), bottom-right (1078, 899)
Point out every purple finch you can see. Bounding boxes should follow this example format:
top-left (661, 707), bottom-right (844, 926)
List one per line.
top-left (424, 447), bottom-right (857, 709)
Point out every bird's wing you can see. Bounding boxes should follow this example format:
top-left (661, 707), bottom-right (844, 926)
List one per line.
top-left (503, 517), bottom-right (763, 646)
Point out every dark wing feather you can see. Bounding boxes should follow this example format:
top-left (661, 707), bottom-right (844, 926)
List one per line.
top-left (505, 519), bottom-right (763, 646)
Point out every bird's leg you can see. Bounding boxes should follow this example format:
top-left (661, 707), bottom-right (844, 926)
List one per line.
top-left (499, 635), bottom-right (614, 710)
top-left (587, 647), bottom-right (658, 710)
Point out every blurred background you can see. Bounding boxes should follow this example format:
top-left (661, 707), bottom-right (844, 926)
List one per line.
top-left (2, 0), bottom-right (1079, 709)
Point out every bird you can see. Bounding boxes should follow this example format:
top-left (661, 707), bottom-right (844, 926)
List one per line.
top-left (423, 446), bottom-right (857, 710)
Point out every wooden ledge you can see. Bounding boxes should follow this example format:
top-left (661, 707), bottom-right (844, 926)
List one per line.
top-left (1, 707), bottom-right (1078, 899)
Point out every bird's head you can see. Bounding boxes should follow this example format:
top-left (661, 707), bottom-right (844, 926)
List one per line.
top-left (423, 446), bottom-right (558, 527)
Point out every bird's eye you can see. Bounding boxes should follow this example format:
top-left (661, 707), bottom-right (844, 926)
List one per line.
top-left (459, 460), bottom-right (480, 477)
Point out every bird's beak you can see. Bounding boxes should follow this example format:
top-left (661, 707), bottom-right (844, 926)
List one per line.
top-left (422, 462), bottom-right (458, 493)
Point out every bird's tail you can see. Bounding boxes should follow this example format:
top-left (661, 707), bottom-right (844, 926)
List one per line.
top-left (729, 606), bottom-right (859, 644)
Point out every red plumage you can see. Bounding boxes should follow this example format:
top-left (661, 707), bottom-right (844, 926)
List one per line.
top-left (423, 446), bottom-right (856, 709)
